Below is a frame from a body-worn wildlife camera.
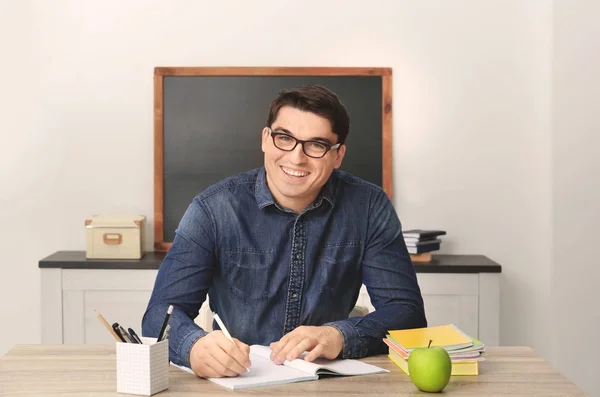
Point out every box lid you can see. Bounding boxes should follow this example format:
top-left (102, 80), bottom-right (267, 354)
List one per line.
top-left (85, 215), bottom-right (146, 229)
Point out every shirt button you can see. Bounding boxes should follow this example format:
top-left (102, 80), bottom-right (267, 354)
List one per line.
top-left (292, 292), bottom-right (297, 298)
top-left (295, 254), bottom-right (301, 260)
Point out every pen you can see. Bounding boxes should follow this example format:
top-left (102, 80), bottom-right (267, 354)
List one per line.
top-left (214, 313), bottom-right (250, 372)
top-left (213, 313), bottom-right (234, 342)
top-left (112, 323), bottom-right (126, 342)
top-left (118, 324), bottom-right (135, 343)
top-left (128, 328), bottom-right (143, 344)
top-left (157, 305), bottom-right (173, 342)
top-left (94, 310), bottom-right (122, 342)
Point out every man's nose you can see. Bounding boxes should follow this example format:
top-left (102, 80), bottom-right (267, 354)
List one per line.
top-left (289, 143), bottom-right (308, 164)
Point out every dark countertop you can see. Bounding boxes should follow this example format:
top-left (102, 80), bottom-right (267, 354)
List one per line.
top-left (39, 251), bottom-right (501, 273)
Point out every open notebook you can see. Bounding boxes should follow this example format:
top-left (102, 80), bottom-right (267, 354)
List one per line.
top-left (172, 344), bottom-right (388, 390)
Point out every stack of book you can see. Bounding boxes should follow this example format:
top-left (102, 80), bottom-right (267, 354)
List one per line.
top-left (384, 324), bottom-right (485, 376)
top-left (403, 229), bottom-right (446, 262)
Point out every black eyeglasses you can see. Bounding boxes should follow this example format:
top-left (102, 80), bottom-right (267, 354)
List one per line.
top-left (268, 128), bottom-right (341, 159)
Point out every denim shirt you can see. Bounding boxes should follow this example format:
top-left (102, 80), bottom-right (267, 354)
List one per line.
top-left (142, 167), bottom-right (426, 367)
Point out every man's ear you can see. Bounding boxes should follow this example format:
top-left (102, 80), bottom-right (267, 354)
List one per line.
top-left (334, 144), bottom-right (346, 168)
top-left (261, 128), bottom-right (270, 153)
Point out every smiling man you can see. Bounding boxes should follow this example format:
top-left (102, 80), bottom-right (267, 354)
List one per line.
top-left (142, 85), bottom-right (426, 378)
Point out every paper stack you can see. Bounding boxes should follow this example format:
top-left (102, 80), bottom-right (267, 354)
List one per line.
top-left (384, 324), bottom-right (485, 376)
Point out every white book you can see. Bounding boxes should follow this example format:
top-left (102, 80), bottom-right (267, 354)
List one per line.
top-left (172, 344), bottom-right (388, 390)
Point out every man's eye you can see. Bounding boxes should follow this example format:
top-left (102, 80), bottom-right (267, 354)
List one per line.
top-left (308, 142), bottom-right (327, 151)
top-left (278, 135), bottom-right (293, 142)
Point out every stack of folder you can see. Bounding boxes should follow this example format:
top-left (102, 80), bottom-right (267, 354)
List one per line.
top-left (384, 324), bottom-right (485, 376)
top-left (403, 229), bottom-right (447, 262)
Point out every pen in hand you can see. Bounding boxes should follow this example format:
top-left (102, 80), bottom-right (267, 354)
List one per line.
top-left (214, 313), bottom-right (251, 373)
top-left (213, 313), bottom-right (234, 342)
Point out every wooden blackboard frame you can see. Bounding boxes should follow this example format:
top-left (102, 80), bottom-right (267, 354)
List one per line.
top-left (154, 67), bottom-right (392, 252)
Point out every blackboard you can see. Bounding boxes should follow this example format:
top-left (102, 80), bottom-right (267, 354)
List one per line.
top-left (154, 67), bottom-right (392, 251)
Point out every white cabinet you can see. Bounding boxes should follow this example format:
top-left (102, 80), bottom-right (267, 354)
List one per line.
top-left (42, 269), bottom-right (157, 345)
top-left (41, 268), bottom-right (499, 346)
top-left (358, 273), bottom-right (499, 344)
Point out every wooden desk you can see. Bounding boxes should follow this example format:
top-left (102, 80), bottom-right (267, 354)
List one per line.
top-left (0, 345), bottom-right (586, 396)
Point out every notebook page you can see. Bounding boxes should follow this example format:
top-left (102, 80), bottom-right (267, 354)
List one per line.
top-left (171, 350), bottom-right (318, 391)
top-left (250, 345), bottom-right (388, 377)
top-left (249, 344), bottom-right (277, 360)
top-left (250, 345), bottom-right (318, 375)
top-left (308, 357), bottom-right (389, 376)
top-left (211, 355), bottom-right (317, 390)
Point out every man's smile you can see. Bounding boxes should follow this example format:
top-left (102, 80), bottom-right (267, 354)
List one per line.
top-left (281, 166), bottom-right (310, 178)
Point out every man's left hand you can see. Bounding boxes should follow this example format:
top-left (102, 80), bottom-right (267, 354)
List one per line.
top-left (269, 326), bottom-right (343, 364)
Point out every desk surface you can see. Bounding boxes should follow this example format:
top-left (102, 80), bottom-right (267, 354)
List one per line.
top-left (0, 345), bottom-right (585, 396)
top-left (38, 251), bottom-right (502, 273)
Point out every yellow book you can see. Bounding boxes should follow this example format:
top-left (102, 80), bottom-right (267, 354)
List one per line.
top-left (388, 324), bottom-right (472, 351)
top-left (388, 349), bottom-right (479, 376)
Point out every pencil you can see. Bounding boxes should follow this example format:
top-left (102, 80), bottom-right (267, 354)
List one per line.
top-left (157, 305), bottom-right (173, 342)
top-left (94, 310), bottom-right (122, 342)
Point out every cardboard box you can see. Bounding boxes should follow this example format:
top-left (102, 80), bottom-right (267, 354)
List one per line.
top-left (85, 215), bottom-right (145, 259)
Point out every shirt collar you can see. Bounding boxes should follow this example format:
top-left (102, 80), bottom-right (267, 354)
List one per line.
top-left (319, 173), bottom-right (335, 207)
top-left (255, 168), bottom-right (275, 209)
top-left (254, 167), bottom-right (336, 210)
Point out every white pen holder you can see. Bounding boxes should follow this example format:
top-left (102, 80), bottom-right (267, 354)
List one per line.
top-left (116, 337), bottom-right (169, 396)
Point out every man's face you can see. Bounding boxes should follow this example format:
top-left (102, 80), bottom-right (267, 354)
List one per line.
top-left (261, 106), bottom-right (346, 212)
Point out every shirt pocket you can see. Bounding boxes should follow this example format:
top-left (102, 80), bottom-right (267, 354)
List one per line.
top-left (226, 249), bottom-right (273, 303)
top-left (318, 242), bottom-right (362, 297)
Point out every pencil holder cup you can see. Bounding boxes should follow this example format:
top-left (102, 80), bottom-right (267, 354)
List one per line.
top-left (116, 337), bottom-right (169, 396)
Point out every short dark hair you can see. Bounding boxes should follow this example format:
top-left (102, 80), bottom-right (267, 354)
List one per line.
top-left (267, 85), bottom-right (350, 145)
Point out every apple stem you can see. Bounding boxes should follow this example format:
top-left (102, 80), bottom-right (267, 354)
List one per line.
top-left (428, 339), bottom-right (432, 348)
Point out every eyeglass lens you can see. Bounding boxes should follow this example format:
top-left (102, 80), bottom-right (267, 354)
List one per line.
top-left (272, 133), bottom-right (329, 158)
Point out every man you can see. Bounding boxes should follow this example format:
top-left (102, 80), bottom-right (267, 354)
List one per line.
top-left (142, 84), bottom-right (426, 378)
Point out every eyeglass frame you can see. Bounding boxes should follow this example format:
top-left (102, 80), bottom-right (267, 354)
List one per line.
top-left (267, 127), bottom-right (341, 159)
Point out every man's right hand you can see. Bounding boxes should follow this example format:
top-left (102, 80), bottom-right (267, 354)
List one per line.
top-left (189, 331), bottom-right (251, 378)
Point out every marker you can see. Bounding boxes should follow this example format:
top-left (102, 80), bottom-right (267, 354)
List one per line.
top-left (157, 305), bottom-right (173, 342)
top-left (214, 313), bottom-right (250, 373)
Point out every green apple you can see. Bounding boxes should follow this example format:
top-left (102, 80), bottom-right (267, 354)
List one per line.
top-left (407, 339), bottom-right (452, 392)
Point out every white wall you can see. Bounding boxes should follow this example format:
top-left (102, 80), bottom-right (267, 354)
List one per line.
top-left (552, 1), bottom-right (600, 396)
top-left (1, 0), bottom-right (595, 395)
top-left (0, 0), bottom-right (38, 350)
